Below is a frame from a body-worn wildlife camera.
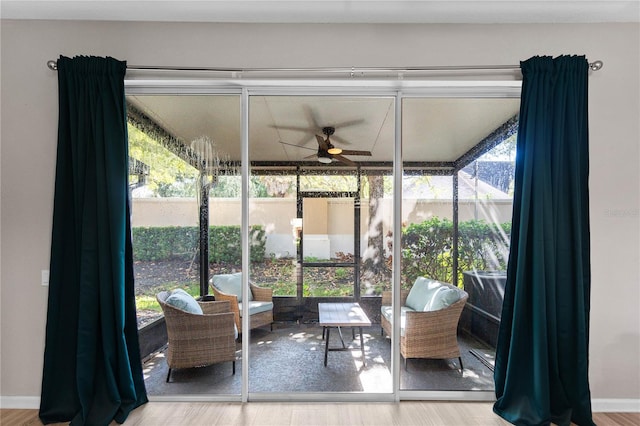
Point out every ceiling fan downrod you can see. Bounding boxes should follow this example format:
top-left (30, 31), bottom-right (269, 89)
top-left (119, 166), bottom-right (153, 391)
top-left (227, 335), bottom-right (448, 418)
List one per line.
top-left (322, 127), bottom-right (342, 155)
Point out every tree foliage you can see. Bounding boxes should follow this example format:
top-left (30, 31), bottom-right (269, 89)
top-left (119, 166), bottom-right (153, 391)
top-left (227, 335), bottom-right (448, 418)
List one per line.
top-left (481, 133), bottom-right (517, 161)
top-left (208, 176), bottom-right (272, 198)
top-left (401, 217), bottom-right (511, 288)
top-left (258, 175), bottom-right (295, 197)
top-left (128, 125), bottom-right (199, 197)
top-left (300, 174), bottom-right (358, 192)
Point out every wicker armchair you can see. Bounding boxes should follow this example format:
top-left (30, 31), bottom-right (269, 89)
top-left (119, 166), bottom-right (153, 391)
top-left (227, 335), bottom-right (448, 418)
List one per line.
top-left (381, 281), bottom-right (468, 371)
top-left (211, 279), bottom-right (274, 333)
top-left (157, 291), bottom-right (237, 382)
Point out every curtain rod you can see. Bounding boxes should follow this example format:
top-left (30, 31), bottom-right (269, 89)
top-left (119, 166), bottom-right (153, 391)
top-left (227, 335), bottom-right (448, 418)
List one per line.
top-left (46, 60), bottom-right (604, 73)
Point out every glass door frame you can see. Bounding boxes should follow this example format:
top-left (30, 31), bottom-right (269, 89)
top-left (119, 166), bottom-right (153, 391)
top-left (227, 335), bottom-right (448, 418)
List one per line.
top-left (126, 79), bottom-right (521, 403)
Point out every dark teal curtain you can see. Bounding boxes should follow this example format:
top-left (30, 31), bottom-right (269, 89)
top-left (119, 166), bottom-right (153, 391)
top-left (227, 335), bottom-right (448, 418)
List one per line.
top-left (493, 55), bottom-right (593, 426)
top-left (39, 56), bottom-right (147, 425)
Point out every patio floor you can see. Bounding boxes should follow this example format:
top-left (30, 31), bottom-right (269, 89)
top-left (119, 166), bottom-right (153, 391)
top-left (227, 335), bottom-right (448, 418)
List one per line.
top-left (142, 322), bottom-right (495, 396)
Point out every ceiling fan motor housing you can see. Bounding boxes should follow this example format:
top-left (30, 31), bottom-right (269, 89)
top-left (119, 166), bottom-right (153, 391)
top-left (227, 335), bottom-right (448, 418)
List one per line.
top-left (322, 126), bottom-right (335, 136)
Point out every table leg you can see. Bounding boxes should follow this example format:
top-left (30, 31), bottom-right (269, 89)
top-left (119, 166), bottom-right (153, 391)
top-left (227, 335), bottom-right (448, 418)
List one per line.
top-left (324, 327), bottom-right (330, 367)
top-left (337, 326), bottom-right (346, 348)
top-left (359, 326), bottom-right (365, 366)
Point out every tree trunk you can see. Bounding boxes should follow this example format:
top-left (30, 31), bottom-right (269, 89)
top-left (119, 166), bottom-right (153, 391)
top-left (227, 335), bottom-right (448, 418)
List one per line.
top-left (362, 175), bottom-right (386, 294)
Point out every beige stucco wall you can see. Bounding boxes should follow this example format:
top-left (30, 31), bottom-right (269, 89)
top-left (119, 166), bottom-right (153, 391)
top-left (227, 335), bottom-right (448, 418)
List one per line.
top-left (132, 197), bottom-right (512, 258)
top-left (132, 198), bottom-right (512, 229)
top-left (1, 20), bottom-right (638, 404)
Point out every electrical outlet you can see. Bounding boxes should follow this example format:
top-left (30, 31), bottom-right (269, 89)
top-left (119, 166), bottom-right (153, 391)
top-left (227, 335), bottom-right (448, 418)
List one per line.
top-left (41, 270), bottom-right (50, 286)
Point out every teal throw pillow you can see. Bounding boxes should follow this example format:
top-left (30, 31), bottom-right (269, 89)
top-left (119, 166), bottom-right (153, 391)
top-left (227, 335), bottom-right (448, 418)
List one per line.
top-left (405, 277), bottom-right (443, 311)
top-left (165, 288), bottom-right (203, 315)
top-left (425, 287), bottom-right (460, 311)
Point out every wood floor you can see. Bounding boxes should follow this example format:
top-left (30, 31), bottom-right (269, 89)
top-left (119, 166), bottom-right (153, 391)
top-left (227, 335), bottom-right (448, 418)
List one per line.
top-left (1, 403), bottom-right (638, 425)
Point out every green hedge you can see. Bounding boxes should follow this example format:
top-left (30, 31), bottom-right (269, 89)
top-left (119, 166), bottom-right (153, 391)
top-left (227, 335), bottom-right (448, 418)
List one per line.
top-left (132, 226), bottom-right (199, 261)
top-left (132, 225), bottom-right (266, 263)
top-left (133, 218), bottom-right (508, 288)
top-left (401, 217), bottom-right (510, 287)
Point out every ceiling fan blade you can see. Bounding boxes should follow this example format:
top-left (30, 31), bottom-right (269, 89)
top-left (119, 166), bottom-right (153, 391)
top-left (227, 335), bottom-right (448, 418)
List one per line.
top-left (339, 149), bottom-right (372, 156)
top-left (331, 135), bottom-right (352, 146)
top-left (269, 124), bottom-right (314, 132)
top-left (302, 105), bottom-right (321, 130)
top-left (332, 118), bottom-right (365, 129)
top-left (279, 141), bottom-right (317, 151)
top-left (332, 154), bottom-right (357, 166)
top-left (316, 135), bottom-right (329, 150)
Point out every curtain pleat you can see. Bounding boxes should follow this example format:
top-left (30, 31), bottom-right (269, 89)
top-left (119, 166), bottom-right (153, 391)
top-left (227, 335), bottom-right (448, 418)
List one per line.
top-left (493, 55), bottom-right (593, 426)
top-left (39, 55), bottom-right (147, 425)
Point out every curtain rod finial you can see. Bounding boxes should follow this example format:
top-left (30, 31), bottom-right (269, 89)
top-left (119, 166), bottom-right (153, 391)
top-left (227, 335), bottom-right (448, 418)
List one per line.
top-left (590, 60), bottom-right (603, 71)
top-left (47, 60), bottom-right (58, 71)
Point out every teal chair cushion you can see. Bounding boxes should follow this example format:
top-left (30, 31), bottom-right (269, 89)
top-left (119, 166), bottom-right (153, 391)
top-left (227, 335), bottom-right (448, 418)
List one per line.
top-left (238, 301), bottom-right (274, 317)
top-left (380, 305), bottom-right (415, 337)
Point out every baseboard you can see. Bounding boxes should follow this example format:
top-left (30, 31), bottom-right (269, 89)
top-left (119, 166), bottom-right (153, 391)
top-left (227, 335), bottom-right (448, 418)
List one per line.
top-left (0, 396), bottom-right (40, 409)
top-left (592, 399), bottom-right (640, 412)
top-left (1, 395), bottom-right (638, 412)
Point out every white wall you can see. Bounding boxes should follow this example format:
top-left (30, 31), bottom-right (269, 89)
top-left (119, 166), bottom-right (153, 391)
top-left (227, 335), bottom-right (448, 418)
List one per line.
top-left (1, 20), bottom-right (638, 404)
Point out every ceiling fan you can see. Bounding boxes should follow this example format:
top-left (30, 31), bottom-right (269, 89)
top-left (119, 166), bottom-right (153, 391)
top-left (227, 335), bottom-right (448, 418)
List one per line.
top-left (280, 126), bottom-right (372, 165)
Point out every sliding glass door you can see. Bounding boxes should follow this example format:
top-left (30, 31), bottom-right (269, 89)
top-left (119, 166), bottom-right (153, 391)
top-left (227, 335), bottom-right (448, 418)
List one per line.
top-left (125, 83), bottom-right (520, 402)
top-left (399, 97), bottom-right (519, 394)
top-left (247, 95), bottom-right (395, 396)
top-left (128, 94), bottom-right (243, 398)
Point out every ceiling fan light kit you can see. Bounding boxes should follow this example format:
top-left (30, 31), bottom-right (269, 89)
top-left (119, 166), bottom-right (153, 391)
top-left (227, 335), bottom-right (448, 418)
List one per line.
top-left (327, 144), bottom-right (342, 155)
top-left (317, 154), bottom-right (332, 164)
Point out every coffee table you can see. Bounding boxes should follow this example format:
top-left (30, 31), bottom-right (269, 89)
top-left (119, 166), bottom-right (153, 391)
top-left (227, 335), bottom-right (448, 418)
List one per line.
top-left (318, 302), bottom-right (371, 367)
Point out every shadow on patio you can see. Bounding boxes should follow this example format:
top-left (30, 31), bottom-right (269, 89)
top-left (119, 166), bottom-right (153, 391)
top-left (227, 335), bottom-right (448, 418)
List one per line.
top-left (142, 322), bottom-right (495, 396)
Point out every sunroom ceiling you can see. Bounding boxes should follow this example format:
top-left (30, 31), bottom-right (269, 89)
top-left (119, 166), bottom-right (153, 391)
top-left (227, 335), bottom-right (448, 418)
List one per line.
top-left (126, 95), bottom-right (520, 165)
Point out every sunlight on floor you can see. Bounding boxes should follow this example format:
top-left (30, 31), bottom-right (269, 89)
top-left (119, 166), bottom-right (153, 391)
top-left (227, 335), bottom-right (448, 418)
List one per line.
top-left (141, 325), bottom-right (496, 394)
top-left (349, 335), bottom-right (393, 393)
top-left (143, 352), bottom-right (165, 380)
top-left (288, 331), bottom-right (321, 343)
top-left (462, 369), bottom-right (479, 379)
